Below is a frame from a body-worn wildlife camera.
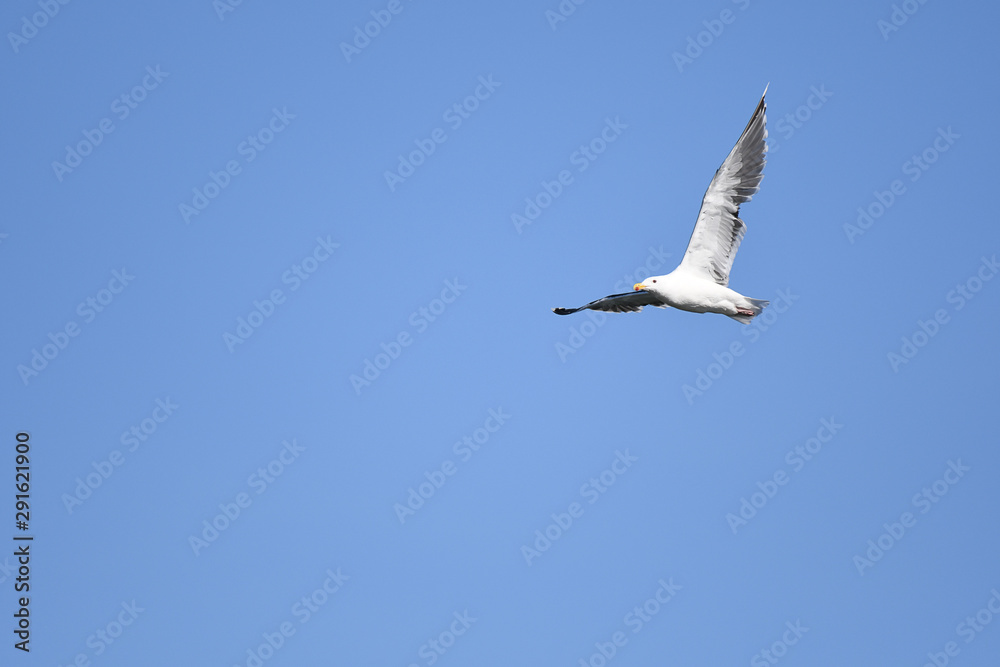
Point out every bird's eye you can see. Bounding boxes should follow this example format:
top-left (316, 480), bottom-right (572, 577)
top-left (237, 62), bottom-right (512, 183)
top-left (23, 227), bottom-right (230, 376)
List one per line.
top-left (652, 279), bottom-right (657, 283)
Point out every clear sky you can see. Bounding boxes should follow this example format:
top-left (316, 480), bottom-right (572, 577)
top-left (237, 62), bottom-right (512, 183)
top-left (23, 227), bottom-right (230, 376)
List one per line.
top-left (3, 1), bottom-right (1000, 665)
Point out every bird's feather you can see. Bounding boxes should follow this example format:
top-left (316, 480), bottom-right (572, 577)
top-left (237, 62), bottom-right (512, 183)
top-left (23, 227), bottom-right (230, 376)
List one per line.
top-left (678, 87), bottom-right (768, 287)
top-left (552, 290), bottom-right (665, 315)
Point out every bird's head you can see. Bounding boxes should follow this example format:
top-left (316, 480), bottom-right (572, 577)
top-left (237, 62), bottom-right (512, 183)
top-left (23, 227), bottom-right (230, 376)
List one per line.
top-left (633, 277), bottom-right (660, 292)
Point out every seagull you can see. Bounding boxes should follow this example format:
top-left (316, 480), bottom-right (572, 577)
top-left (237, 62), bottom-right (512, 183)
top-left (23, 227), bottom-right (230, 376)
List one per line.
top-left (553, 86), bottom-right (771, 324)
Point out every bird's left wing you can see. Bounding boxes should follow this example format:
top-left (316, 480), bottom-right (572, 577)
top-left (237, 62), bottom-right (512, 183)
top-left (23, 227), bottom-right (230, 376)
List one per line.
top-left (552, 290), bottom-right (664, 315)
top-left (678, 86), bottom-right (768, 287)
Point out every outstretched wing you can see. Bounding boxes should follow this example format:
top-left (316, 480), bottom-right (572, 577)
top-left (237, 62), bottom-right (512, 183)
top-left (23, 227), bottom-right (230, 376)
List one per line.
top-left (552, 290), bottom-right (664, 315)
top-left (678, 86), bottom-right (768, 287)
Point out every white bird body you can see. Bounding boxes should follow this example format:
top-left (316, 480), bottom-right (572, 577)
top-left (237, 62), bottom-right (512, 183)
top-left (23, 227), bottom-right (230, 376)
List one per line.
top-left (639, 269), bottom-right (761, 318)
top-left (553, 86), bottom-right (772, 324)
top-left (641, 271), bottom-right (744, 315)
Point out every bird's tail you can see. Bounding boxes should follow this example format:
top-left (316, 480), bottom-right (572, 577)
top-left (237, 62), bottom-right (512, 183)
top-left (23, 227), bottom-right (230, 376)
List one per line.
top-left (727, 298), bottom-right (770, 324)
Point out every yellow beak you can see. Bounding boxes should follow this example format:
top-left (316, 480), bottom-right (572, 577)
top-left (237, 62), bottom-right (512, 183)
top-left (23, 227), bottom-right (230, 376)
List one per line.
top-left (633, 283), bottom-right (646, 291)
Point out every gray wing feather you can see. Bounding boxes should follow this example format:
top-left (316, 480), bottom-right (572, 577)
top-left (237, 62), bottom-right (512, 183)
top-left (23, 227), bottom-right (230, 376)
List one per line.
top-left (679, 87), bottom-right (768, 286)
top-left (552, 290), bottom-right (664, 315)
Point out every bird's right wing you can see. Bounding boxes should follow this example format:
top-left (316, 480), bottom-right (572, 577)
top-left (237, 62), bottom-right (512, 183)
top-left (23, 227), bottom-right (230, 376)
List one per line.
top-left (552, 291), bottom-right (665, 315)
top-left (678, 86), bottom-right (768, 286)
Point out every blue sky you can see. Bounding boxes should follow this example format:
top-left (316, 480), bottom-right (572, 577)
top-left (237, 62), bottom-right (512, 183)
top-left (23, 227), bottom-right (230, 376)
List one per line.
top-left (3, 1), bottom-right (1000, 665)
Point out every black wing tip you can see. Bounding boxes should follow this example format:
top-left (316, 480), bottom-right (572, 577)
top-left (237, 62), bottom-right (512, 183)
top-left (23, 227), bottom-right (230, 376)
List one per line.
top-left (552, 307), bottom-right (575, 315)
top-left (742, 90), bottom-right (767, 134)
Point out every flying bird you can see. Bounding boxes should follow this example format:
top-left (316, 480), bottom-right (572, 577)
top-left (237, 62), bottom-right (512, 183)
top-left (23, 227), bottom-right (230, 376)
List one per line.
top-left (553, 87), bottom-right (771, 324)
